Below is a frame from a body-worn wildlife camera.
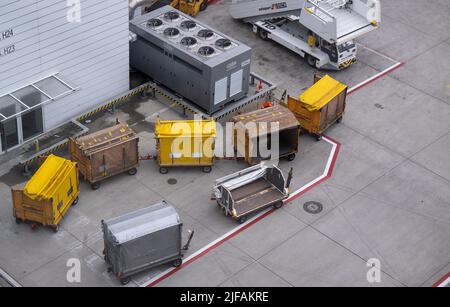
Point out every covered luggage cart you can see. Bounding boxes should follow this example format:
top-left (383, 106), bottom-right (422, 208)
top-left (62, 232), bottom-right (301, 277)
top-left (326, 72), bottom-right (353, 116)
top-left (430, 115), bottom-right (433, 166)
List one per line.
top-left (154, 118), bottom-right (216, 174)
top-left (233, 105), bottom-right (300, 165)
top-left (287, 74), bottom-right (347, 140)
top-left (12, 154), bottom-right (80, 232)
top-left (102, 200), bottom-right (193, 285)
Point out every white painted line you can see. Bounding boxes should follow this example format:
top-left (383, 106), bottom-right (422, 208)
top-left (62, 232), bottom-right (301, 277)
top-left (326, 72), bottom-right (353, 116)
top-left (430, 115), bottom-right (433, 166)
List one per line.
top-left (139, 136), bottom-right (340, 287)
top-left (0, 267), bottom-right (22, 287)
top-left (357, 43), bottom-right (399, 64)
top-left (437, 277), bottom-right (450, 287)
top-left (348, 61), bottom-right (403, 94)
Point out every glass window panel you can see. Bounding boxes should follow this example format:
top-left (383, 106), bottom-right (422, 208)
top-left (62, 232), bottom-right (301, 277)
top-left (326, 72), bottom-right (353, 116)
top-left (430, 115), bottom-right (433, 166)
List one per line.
top-left (0, 95), bottom-right (27, 118)
top-left (11, 86), bottom-right (50, 108)
top-left (22, 107), bottom-right (43, 140)
top-left (34, 76), bottom-right (72, 98)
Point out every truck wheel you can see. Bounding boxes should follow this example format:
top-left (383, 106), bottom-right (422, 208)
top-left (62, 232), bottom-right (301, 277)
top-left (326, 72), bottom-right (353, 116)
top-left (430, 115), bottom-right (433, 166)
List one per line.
top-left (237, 215), bottom-right (248, 224)
top-left (172, 258), bottom-right (183, 268)
top-left (202, 166), bottom-right (212, 173)
top-left (258, 29), bottom-right (269, 41)
top-left (120, 277), bottom-right (131, 285)
top-left (306, 54), bottom-right (317, 68)
top-left (273, 201), bottom-right (283, 209)
top-left (287, 153), bottom-right (296, 161)
top-left (127, 167), bottom-right (137, 176)
top-left (91, 182), bottom-right (101, 190)
top-left (200, 0), bottom-right (208, 11)
top-left (159, 167), bottom-right (168, 174)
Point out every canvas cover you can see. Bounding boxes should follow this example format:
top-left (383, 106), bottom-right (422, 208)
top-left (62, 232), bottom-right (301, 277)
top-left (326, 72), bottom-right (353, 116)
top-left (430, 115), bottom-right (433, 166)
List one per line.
top-left (103, 201), bottom-right (183, 276)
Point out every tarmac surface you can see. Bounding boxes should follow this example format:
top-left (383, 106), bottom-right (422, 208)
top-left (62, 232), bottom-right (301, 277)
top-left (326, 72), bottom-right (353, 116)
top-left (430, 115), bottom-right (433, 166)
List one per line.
top-left (0, 0), bottom-right (449, 287)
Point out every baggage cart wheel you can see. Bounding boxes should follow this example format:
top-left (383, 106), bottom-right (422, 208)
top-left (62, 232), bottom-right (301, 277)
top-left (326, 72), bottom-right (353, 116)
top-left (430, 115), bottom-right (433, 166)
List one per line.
top-left (127, 168), bottom-right (137, 176)
top-left (315, 134), bottom-right (322, 142)
top-left (306, 54), bottom-right (318, 68)
top-left (287, 153), bottom-right (296, 161)
top-left (258, 29), bottom-right (269, 40)
top-left (273, 201), bottom-right (283, 209)
top-left (172, 258), bottom-right (183, 268)
top-left (202, 166), bottom-right (212, 173)
top-left (159, 167), bottom-right (168, 174)
top-left (336, 116), bottom-right (343, 123)
top-left (200, 0), bottom-right (208, 11)
top-left (15, 218), bottom-right (22, 224)
top-left (91, 182), bottom-right (101, 190)
top-left (120, 277), bottom-right (131, 285)
top-left (53, 225), bottom-right (59, 233)
top-left (237, 215), bottom-right (248, 224)
top-left (72, 197), bottom-right (79, 206)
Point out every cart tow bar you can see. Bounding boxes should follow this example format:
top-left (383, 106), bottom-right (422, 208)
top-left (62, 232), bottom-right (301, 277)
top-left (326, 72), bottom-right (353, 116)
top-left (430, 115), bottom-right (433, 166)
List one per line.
top-left (183, 230), bottom-right (195, 251)
top-left (286, 168), bottom-right (293, 192)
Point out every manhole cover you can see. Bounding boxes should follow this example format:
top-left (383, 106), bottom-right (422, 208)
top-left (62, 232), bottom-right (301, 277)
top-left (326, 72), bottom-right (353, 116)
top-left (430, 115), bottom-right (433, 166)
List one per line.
top-left (303, 201), bottom-right (323, 214)
top-left (167, 178), bottom-right (178, 185)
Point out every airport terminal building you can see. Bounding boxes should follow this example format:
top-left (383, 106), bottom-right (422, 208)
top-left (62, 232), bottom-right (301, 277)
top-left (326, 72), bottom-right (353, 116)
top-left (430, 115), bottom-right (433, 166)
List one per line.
top-left (0, 0), bottom-right (130, 154)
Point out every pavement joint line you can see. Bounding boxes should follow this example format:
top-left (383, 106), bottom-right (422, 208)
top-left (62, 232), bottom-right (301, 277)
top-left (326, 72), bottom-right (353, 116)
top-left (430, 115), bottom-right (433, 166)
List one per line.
top-left (139, 136), bottom-right (341, 287)
top-left (356, 43), bottom-right (399, 64)
top-left (0, 267), bottom-right (22, 287)
top-left (433, 271), bottom-right (450, 287)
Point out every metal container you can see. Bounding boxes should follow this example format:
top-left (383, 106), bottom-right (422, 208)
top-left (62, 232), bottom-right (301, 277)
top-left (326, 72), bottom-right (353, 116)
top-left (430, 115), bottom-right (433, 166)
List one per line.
top-left (12, 154), bottom-right (80, 232)
top-left (102, 201), bottom-right (185, 285)
top-left (233, 105), bottom-right (300, 164)
top-left (154, 118), bottom-right (216, 174)
top-left (287, 74), bottom-right (347, 140)
top-left (130, 6), bottom-right (252, 114)
top-left (213, 164), bottom-right (292, 223)
top-left (69, 123), bottom-right (139, 190)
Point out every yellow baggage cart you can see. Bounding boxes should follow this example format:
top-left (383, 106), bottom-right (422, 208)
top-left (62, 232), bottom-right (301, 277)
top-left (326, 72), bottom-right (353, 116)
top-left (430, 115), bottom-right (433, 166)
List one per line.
top-left (287, 74), bottom-right (347, 140)
top-left (154, 118), bottom-right (216, 174)
top-left (12, 155), bottom-right (80, 232)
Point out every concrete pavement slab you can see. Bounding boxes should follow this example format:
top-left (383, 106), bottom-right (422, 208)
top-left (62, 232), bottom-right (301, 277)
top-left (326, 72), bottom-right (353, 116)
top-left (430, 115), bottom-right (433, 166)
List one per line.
top-left (313, 191), bottom-right (450, 286)
top-left (359, 160), bottom-right (450, 224)
top-left (19, 244), bottom-right (118, 287)
top-left (155, 242), bottom-right (254, 287)
top-left (220, 262), bottom-right (291, 287)
top-left (228, 209), bottom-right (307, 260)
top-left (259, 227), bottom-right (402, 286)
top-left (411, 132), bottom-right (450, 181)
top-left (344, 75), bottom-right (450, 157)
top-left (382, 0), bottom-right (450, 41)
top-left (391, 42), bottom-right (450, 104)
top-left (357, 14), bottom-right (442, 63)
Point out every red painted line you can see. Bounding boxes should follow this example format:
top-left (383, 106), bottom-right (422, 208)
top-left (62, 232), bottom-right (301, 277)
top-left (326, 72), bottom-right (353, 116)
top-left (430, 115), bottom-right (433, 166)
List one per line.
top-left (432, 272), bottom-right (450, 287)
top-left (348, 62), bottom-right (404, 95)
top-left (146, 137), bottom-right (341, 287)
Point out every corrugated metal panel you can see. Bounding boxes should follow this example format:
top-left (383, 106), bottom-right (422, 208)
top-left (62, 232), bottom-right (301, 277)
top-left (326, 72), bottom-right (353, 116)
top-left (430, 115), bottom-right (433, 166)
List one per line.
top-left (0, 0), bottom-right (129, 131)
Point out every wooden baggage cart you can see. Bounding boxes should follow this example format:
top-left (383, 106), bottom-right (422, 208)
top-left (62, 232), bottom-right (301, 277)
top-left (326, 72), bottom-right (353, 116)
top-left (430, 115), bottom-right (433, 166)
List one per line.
top-left (12, 155), bottom-right (80, 232)
top-left (287, 74), bottom-right (347, 140)
top-left (69, 123), bottom-right (139, 190)
top-left (232, 105), bottom-right (300, 165)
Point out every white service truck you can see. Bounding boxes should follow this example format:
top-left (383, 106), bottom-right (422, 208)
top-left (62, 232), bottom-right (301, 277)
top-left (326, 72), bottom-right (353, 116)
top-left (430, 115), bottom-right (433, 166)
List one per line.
top-left (229, 0), bottom-right (381, 70)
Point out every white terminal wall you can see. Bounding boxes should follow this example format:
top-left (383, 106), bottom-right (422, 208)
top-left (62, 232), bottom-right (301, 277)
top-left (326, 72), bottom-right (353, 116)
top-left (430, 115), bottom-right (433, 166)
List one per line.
top-left (0, 0), bottom-right (130, 130)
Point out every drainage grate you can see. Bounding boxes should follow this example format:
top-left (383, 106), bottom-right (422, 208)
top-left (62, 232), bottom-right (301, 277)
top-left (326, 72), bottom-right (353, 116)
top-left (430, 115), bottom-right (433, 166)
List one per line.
top-left (303, 201), bottom-right (323, 214)
top-left (167, 178), bottom-right (178, 185)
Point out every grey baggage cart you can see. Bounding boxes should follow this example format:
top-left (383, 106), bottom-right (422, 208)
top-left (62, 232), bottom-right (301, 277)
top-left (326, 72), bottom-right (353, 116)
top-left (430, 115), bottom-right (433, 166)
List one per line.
top-left (102, 201), bottom-right (193, 285)
top-left (213, 164), bottom-right (293, 223)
